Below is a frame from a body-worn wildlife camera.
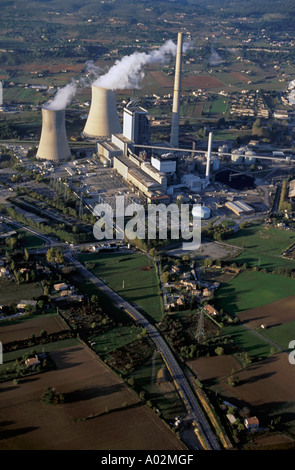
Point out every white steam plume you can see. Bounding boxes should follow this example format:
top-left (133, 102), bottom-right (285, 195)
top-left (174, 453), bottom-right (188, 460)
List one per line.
top-left (44, 81), bottom-right (77, 110)
top-left (93, 39), bottom-right (188, 90)
top-left (43, 39), bottom-right (190, 107)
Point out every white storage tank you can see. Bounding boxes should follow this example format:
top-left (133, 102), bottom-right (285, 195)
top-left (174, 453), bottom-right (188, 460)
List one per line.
top-left (231, 149), bottom-right (243, 163)
top-left (192, 205), bottom-right (211, 219)
top-left (244, 150), bottom-right (256, 165)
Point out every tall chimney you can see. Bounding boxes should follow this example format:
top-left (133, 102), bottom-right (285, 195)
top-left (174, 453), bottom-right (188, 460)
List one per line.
top-left (36, 107), bottom-right (71, 162)
top-left (170, 32), bottom-right (183, 148)
top-left (205, 131), bottom-right (213, 183)
top-left (83, 85), bottom-right (122, 139)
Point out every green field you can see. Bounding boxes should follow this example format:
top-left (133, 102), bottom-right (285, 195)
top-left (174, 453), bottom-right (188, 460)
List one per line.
top-left (216, 271), bottom-right (295, 315)
top-left (78, 252), bottom-right (163, 323)
top-left (226, 223), bottom-right (295, 271)
top-left (91, 325), bottom-right (143, 358)
top-left (0, 278), bottom-right (43, 306)
top-left (258, 321), bottom-right (295, 350)
top-left (223, 324), bottom-right (278, 360)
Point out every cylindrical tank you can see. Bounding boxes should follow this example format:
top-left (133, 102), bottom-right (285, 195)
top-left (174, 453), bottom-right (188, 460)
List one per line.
top-left (212, 157), bottom-right (220, 171)
top-left (192, 205), bottom-right (211, 219)
top-left (36, 107), bottom-right (71, 162)
top-left (231, 149), bottom-right (243, 163)
top-left (83, 85), bottom-right (122, 139)
top-left (244, 150), bottom-right (256, 165)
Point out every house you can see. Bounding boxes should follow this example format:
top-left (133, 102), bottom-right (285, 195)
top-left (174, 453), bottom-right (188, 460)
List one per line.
top-left (244, 416), bottom-right (260, 429)
top-left (171, 265), bottom-right (180, 274)
top-left (204, 304), bottom-right (219, 316)
top-left (54, 282), bottom-right (69, 291)
top-left (176, 296), bottom-right (185, 307)
top-left (202, 288), bottom-right (212, 297)
top-left (226, 414), bottom-right (237, 425)
top-left (17, 300), bottom-right (37, 310)
top-left (0, 267), bottom-right (10, 278)
top-left (25, 356), bottom-right (40, 368)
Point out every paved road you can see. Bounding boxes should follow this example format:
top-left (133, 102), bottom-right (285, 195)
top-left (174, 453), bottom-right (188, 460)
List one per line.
top-left (66, 251), bottom-right (221, 451)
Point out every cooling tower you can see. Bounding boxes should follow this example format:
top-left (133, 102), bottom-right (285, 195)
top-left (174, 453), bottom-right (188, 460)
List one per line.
top-left (36, 107), bottom-right (71, 162)
top-left (170, 32), bottom-right (183, 148)
top-left (83, 85), bottom-right (122, 139)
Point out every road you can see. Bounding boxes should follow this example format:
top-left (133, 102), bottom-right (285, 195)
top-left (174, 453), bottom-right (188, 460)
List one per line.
top-left (66, 251), bottom-right (221, 451)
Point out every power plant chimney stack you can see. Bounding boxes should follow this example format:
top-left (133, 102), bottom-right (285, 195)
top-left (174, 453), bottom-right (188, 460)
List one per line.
top-left (36, 107), bottom-right (71, 162)
top-left (205, 131), bottom-right (213, 184)
top-left (83, 85), bottom-right (122, 139)
top-left (170, 32), bottom-right (183, 148)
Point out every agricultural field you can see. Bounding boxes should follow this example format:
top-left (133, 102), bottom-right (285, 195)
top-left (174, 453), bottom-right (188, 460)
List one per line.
top-left (78, 252), bottom-right (163, 323)
top-left (0, 313), bottom-right (67, 345)
top-left (0, 278), bottom-right (43, 306)
top-left (216, 271), bottom-right (295, 316)
top-left (0, 343), bottom-right (186, 450)
top-left (225, 223), bottom-right (295, 271)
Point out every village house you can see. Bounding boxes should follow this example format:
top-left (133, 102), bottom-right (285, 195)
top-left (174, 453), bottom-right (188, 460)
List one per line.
top-left (171, 265), bottom-right (180, 274)
top-left (0, 267), bottom-right (10, 278)
top-left (204, 304), bottom-right (219, 316)
top-left (17, 300), bottom-right (37, 310)
top-left (54, 282), bottom-right (69, 292)
top-left (244, 417), bottom-right (260, 430)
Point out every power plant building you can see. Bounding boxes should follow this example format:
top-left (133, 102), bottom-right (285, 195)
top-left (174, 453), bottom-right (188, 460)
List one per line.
top-left (225, 200), bottom-right (255, 216)
top-left (113, 153), bottom-right (167, 201)
top-left (123, 106), bottom-right (150, 147)
top-left (36, 107), bottom-right (71, 162)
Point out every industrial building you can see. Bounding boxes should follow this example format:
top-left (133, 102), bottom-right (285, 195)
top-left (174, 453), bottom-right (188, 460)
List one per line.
top-left (225, 200), bottom-right (255, 216)
top-left (113, 153), bottom-right (167, 202)
top-left (123, 106), bottom-right (150, 147)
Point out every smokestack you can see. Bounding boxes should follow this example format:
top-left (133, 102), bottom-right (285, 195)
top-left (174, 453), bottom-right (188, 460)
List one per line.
top-left (205, 132), bottom-right (213, 183)
top-left (36, 107), bottom-right (71, 162)
top-left (170, 32), bottom-right (183, 148)
top-left (83, 85), bottom-right (122, 139)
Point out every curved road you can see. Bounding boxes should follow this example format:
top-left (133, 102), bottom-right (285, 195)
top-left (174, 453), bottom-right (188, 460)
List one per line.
top-left (66, 251), bottom-right (221, 451)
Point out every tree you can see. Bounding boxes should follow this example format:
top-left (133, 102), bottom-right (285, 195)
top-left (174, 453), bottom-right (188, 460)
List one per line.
top-left (41, 387), bottom-right (64, 405)
top-left (24, 248), bottom-right (29, 262)
top-left (46, 247), bottom-right (64, 265)
top-left (215, 346), bottom-right (224, 356)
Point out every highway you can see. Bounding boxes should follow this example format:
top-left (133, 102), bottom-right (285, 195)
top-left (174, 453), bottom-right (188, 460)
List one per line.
top-left (66, 251), bottom-right (221, 451)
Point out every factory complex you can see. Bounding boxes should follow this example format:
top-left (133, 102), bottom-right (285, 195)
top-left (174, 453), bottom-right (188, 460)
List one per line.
top-left (34, 31), bottom-right (295, 227)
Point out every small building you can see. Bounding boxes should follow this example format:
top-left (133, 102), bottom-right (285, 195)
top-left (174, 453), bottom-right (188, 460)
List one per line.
top-left (25, 356), bottom-right (40, 368)
top-left (204, 304), bottom-right (219, 316)
top-left (244, 416), bottom-right (260, 429)
top-left (54, 282), bottom-right (69, 291)
top-left (17, 300), bottom-right (37, 310)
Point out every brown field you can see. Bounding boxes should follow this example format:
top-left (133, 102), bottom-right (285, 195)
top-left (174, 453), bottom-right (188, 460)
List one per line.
top-left (0, 344), bottom-right (186, 450)
top-left (187, 355), bottom-right (242, 383)
top-left (0, 315), bottom-right (69, 345)
top-left (239, 295), bottom-right (295, 329)
top-left (5, 63), bottom-right (85, 73)
top-left (182, 75), bottom-right (224, 89)
top-left (230, 71), bottom-right (249, 83)
top-left (149, 71), bottom-right (174, 87)
top-left (218, 352), bottom-right (295, 409)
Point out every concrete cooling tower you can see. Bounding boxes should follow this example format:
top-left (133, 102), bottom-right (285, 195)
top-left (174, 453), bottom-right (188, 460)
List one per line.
top-left (36, 107), bottom-right (71, 162)
top-left (83, 85), bottom-right (122, 139)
